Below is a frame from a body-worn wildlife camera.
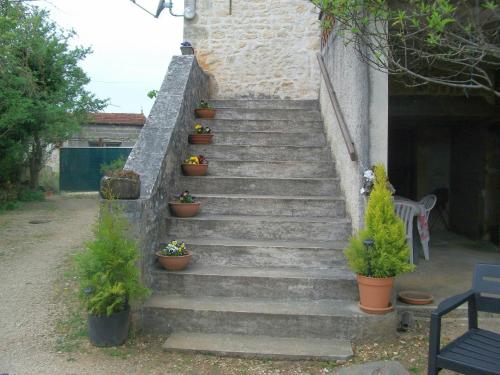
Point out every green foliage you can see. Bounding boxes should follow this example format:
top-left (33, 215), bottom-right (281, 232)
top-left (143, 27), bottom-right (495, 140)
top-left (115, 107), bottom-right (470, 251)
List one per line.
top-left (75, 202), bottom-right (150, 317)
top-left (0, 182), bottom-right (45, 211)
top-left (17, 187), bottom-right (45, 202)
top-left (344, 165), bottom-right (414, 278)
top-left (100, 156), bottom-right (127, 176)
top-left (147, 89), bottom-right (158, 99)
top-left (197, 100), bottom-right (212, 109)
top-left (0, 0), bottom-right (107, 188)
top-left (311, 0), bottom-right (500, 96)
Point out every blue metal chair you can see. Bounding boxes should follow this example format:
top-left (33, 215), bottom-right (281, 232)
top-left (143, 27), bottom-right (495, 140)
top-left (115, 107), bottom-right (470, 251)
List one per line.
top-left (428, 263), bottom-right (500, 375)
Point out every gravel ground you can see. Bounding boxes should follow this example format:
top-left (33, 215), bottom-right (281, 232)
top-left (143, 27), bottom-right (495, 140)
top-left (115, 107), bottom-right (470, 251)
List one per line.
top-left (1, 195), bottom-right (487, 374)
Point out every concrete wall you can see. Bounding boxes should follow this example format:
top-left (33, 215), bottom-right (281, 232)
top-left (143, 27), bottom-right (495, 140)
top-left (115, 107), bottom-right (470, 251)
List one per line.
top-left (319, 27), bottom-right (388, 230)
top-left (116, 56), bottom-right (209, 286)
top-left (67, 124), bottom-right (143, 148)
top-left (184, 0), bottom-right (320, 99)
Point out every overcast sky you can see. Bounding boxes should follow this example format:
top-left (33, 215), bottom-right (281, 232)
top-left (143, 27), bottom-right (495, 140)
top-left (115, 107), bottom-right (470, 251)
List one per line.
top-left (41, 0), bottom-right (184, 116)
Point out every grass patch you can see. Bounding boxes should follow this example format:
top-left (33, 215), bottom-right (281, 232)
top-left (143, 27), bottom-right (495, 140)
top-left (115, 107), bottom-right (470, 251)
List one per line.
top-left (53, 257), bottom-right (88, 355)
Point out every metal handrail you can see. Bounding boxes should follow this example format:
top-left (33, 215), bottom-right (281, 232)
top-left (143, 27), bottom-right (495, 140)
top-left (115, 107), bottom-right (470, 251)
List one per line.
top-left (317, 53), bottom-right (357, 161)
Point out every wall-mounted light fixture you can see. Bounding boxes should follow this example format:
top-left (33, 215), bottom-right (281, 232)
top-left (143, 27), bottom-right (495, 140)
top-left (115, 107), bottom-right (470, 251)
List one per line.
top-left (129, 0), bottom-right (196, 20)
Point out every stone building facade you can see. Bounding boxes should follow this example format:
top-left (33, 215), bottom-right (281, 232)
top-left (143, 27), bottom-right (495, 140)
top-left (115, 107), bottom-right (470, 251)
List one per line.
top-left (184, 0), bottom-right (321, 99)
top-left (66, 113), bottom-right (146, 148)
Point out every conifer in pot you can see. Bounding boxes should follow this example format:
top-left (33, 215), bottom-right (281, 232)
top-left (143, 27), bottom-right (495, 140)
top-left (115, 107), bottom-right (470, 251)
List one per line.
top-left (344, 164), bottom-right (414, 314)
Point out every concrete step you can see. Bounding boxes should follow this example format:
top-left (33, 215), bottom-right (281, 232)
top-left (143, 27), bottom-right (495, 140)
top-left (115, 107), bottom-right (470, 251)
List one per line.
top-left (161, 332), bottom-right (352, 360)
top-left (163, 238), bottom-right (347, 268)
top-left (208, 131), bottom-right (325, 147)
top-left (188, 145), bottom-right (331, 162)
top-left (179, 176), bottom-right (341, 196)
top-left (165, 215), bottom-right (351, 241)
top-left (152, 264), bottom-right (357, 300)
top-left (212, 108), bottom-right (322, 121)
top-left (206, 161), bottom-right (335, 178)
top-left (211, 99), bottom-right (319, 110)
top-left (196, 119), bottom-right (324, 133)
top-left (143, 295), bottom-right (393, 341)
top-left (193, 194), bottom-right (345, 217)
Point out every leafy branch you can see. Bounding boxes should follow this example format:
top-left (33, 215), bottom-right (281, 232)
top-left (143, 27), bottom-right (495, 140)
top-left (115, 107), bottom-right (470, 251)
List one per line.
top-left (312, 0), bottom-right (500, 96)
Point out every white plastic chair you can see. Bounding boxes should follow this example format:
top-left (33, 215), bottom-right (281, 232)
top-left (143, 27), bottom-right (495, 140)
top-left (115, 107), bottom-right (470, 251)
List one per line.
top-left (418, 194), bottom-right (437, 222)
top-left (394, 201), bottom-right (419, 264)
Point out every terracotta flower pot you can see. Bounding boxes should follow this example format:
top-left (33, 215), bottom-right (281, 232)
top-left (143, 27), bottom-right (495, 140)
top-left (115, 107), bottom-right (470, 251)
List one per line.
top-left (169, 202), bottom-right (200, 217)
top-left (156, 251), bottom-right (192, 271)
top-left (188, 134), bottom-right (213, 144)
top-left (195, 108), bottom-right (216, 118)
top-left (182, 163), bottom-right (208, 176)
top-left (357, 274), bottom-right (394, 314)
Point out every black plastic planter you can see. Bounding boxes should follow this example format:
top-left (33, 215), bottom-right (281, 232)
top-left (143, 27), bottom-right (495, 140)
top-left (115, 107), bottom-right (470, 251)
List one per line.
top-left (88, 307), bottom-right (130, 347)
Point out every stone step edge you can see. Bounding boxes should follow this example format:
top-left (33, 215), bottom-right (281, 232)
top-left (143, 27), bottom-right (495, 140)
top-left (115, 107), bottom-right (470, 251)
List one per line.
top-left (151, 264), bottom-right (355, 281)
top-left (198, 118), bottom-right (323, 124)
top-left (162, 332), bottom-right (353, 361)
top-left (145, 294), bottom-right (363, 317)
top-left (193, 193), bottom-right (344, 201)
top-left (204, 160), bottom-right (333, 165)
top-left (166, 214), bottom-right (350, 224)
top-left (180, 176), bottom-right (340, 181)
top-left (188, 144), bottom-right (330, 150)
top-left (204, 130), bottom-right (324, 135)
top-left (161, 237), bottom-right (348, 250)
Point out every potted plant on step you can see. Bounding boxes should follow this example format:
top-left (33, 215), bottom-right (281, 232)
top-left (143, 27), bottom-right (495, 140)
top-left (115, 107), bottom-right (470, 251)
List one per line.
top-left (195, 100), bottom-right (216, 118)
top-left (156, 240), bottom-right (192, 271)
top-left (188, 123), bottom-right (213, 144)
top-left (344, 164), bottom-right (414, 314)
top-left (76, 200), bottom-right (150, 347)
top-left (182, 155), bottom-right (208, 176)
top-left (169, 191), bottom-right (200, 217)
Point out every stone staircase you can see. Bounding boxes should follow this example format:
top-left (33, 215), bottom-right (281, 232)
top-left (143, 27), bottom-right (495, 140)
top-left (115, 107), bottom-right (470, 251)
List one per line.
top-left (142, 99), bottom-right (394, 360)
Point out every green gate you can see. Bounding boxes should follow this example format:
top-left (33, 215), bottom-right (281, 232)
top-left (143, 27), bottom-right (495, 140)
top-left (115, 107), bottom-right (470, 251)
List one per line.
top-left (60, 147), bottom-right (132, 191)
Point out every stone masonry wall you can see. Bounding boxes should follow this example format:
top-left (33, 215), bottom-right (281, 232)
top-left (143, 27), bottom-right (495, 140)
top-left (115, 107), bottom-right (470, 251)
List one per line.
top-left (116, 56), bottom-right (208, 287)
top-left (319, 26), bottom-right (388, 230)
top-left (184, 0), bottom-right (321, 99)
top-left (67, 124), bottom-right (143, 147)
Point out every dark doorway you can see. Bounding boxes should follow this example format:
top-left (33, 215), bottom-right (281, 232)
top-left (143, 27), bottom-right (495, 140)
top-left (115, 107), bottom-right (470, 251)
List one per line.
top-left (388, 93), bottom-right (500, 244)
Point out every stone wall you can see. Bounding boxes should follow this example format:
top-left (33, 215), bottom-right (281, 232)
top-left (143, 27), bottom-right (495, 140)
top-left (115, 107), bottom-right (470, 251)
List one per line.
top-left (319, 27), bottom-right (388, 230)
top-left (184, 0), bottom-right (320, 99)
top-left (67, 124), bottom-right (143, 148)
top-left (116, 56), bottom-right (208, 286)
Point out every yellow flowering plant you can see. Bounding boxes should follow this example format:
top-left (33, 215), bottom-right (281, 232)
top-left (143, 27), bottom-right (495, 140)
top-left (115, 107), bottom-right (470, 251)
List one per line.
top-left (184, 155), bottom-right (208, 165)
top-left (194, 123), bottom-right (211, 134)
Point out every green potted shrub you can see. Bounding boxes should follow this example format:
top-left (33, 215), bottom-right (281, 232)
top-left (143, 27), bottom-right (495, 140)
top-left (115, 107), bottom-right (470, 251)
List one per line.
top-left (194, 100), bottom-right (216, 118)
top-left (76, 201), bottom-right (150, 347)
top-left (156, 240), bottom-right (192, 271)
top-left (344, 164), bottom-right (414, 314)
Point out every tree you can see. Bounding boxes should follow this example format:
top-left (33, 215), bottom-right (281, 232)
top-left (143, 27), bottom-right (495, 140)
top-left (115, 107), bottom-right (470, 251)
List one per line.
top-left (312, 0), bottom-right (500, 97)
top-left (0, 0), bottom-right (106, 188)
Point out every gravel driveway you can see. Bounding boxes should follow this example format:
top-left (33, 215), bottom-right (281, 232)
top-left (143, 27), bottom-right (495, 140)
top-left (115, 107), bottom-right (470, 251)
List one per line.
top-left (0, 196), bottom-right (99, 374)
